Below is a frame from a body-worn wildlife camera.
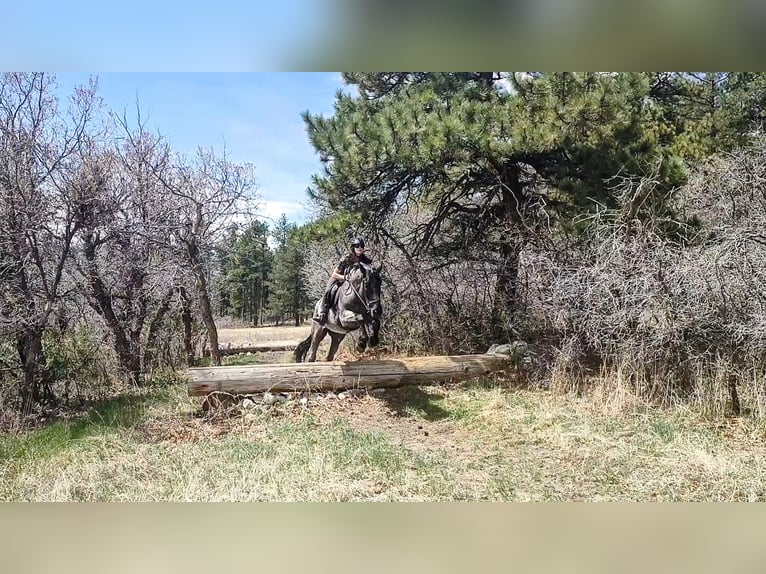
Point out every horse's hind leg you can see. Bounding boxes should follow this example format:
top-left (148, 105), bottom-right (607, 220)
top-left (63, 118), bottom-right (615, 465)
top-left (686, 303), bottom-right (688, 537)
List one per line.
top-left (326, 333), bottom-right (345, 361)
top-left (308, 326), bottom-right (328, 362)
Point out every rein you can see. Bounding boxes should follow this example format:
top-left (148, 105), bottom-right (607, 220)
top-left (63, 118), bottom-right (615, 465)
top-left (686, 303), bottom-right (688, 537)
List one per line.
top-left (345, 265), bottom-right (378, 314)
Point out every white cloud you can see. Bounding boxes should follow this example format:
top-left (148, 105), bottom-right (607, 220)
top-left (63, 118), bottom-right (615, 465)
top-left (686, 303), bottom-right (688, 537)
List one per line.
top-left (256, 199), bottom-right (306, 224)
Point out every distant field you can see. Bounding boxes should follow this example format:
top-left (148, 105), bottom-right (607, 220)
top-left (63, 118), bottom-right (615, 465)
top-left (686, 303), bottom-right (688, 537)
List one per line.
top-left (217, 325), bottom-right (313, 347)
top-left (214, 323), bottom-right (366, 364)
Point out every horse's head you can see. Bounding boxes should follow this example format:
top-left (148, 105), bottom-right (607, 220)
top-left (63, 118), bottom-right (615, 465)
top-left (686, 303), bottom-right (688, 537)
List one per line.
top-left (347, 262), bottom-right (383, 320)
top-left (341, 262), bottom-right (383, 348)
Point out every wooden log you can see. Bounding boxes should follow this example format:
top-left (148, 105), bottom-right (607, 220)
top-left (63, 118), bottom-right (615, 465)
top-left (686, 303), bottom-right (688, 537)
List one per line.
top-left (187, 354), bottom-right (510, 396)
top-left (202, 340), bottom-right (299, 357)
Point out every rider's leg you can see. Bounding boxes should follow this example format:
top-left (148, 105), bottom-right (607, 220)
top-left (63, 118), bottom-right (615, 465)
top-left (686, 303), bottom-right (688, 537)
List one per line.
top-left (316, 278), bottom-right (336, 324)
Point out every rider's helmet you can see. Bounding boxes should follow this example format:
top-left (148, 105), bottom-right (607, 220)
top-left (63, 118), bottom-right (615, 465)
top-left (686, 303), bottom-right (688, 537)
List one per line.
top-left (350, 237), bottom-right (365, 250)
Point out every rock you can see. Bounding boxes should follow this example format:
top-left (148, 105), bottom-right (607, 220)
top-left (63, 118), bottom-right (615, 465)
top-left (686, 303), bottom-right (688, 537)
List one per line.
top-left (263, 392), bottom-right (276, 405)
top-left (487, 341), bottom-right (530, 361)
top-left (241, 398), bottom-right (256, 410)
top-left (487, 343), bottom-right (513, 356)
top-left (299, 397), bottom-right (308, 406)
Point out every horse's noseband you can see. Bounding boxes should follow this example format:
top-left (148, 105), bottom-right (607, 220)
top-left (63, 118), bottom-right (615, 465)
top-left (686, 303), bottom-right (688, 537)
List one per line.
top-left (346, 265), bottom-right (379, 315)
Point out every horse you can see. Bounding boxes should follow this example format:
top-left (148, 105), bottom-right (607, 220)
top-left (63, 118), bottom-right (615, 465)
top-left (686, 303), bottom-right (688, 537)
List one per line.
top-left (294, 262), bottom-right (383, 362)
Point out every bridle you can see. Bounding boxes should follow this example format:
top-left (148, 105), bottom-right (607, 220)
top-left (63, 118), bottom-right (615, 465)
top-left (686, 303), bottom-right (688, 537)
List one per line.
top-left (345, 264), bottom-right (379, 315)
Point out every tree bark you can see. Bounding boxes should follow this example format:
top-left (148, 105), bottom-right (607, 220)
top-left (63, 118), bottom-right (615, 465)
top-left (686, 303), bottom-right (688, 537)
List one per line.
top-left (188, 354), bottom-right (510, 395)
top-left (186, 240), bottom-right (221, 365)
top-left (489, 163), bottom-right (525, 341)
top-left (143, 288), bottom-right (175, 374)
top-left (16, 326), bottom-right (51, 411)
top-left (82, 239), bottom-right (143, 385)
top-left (491, 241), bottom-right (520, 341)
top-left (179, 286), bottom-right (195, 365)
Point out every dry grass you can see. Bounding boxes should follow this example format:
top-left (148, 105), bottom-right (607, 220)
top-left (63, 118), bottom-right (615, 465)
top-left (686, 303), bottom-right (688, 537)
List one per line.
top-left (3, 325), bottom-right (765, 501)
top-left (2, 380), bottom-right (765, 501)
top-left (217, 325), bottom-right (313, 347)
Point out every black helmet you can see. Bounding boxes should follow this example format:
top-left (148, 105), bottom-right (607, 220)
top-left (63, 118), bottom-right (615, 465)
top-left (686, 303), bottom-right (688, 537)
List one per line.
top-left (350, 237), bottom-right (365, 249)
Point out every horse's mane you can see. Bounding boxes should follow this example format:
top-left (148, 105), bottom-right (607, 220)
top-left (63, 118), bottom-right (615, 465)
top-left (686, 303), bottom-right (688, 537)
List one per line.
top-left (347, 261), bottom-right (375, 277)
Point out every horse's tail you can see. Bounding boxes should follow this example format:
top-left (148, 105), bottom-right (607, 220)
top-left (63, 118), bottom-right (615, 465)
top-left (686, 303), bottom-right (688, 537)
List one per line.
top-left (294, 333), bottom-right (313, 363)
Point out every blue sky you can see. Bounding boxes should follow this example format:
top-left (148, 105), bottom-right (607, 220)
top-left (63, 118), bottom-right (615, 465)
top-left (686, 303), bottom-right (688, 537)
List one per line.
top-left (5, 1), bottom-right (334, 70)
top-left (55, 73), bottom-right (346, 225)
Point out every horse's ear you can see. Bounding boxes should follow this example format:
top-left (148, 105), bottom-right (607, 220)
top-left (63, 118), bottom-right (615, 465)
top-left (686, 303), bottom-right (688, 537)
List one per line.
top-left (374, 261), bottom-right (384, 274)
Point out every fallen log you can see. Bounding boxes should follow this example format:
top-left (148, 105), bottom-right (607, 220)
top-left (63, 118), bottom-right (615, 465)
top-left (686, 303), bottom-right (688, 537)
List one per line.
top-left (187, 354), bottom-right (510, 396)
top-left (202, 340), bottom-right (299, 357)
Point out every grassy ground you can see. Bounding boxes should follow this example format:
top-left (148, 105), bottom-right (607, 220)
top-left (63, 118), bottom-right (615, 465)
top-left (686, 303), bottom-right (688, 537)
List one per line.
top-left (2, 370), bottom-right (765, 501)
top-left (3, 326), bottom-right (765, 501)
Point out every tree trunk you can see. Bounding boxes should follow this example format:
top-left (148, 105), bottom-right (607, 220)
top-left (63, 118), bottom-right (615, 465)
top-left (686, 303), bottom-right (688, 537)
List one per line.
top-left (179, 286), bottom-right (195, 366)
top-left (83, 244), bottom-right (143, 385)
top-left (489, 165), bottom-right (525, 341)
top-left (143, 288), bottom-right (175, 375)
top-left (491, 241), bottom-right (520, 341)
top-left (186, 241), bottom-right (221, 365)
top-left (194, 268), bottom-right (221, 365)
top-left (188, 354), bottom-right (511, 395)
top-left (16, 326), bottom-right (50, 411)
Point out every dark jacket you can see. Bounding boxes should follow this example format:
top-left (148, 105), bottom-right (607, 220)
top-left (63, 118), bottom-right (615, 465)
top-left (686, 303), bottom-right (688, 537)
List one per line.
top-left (336, 252), bottom-right (372, 274)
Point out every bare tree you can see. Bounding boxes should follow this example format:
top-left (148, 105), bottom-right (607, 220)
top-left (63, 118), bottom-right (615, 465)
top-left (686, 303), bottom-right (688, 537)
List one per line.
top-left (0, 73), bottom-right (99, 408)
top-left (153, 147), bottom-right (259, 365)
top-left (69, 107), bottom-right (182, 384)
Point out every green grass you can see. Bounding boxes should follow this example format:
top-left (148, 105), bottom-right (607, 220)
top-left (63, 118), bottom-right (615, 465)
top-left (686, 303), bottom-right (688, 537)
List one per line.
top-left (221, 353), bottom-right (272, 366)
top-left (0, 393), bottom-right (161, 462)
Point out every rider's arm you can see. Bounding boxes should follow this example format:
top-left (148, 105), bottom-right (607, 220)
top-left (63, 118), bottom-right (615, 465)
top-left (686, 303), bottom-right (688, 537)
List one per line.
top-left (331, 267), bottom-right (345, 281)
top-left (332, 256), bottom-right (350, 281)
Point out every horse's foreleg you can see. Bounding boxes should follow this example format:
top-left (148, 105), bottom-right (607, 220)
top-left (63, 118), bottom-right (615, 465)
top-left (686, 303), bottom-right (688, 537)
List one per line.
top-left (326, 333), bottom-right (344, 361)
top-left (356, 323), bottom-right (369, 353)
top-left (369, 318), bottom-right (380, 347)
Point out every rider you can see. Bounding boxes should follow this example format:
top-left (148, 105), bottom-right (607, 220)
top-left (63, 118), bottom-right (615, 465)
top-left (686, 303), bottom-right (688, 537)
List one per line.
top-left (316, 237), bottom-right (373, 325)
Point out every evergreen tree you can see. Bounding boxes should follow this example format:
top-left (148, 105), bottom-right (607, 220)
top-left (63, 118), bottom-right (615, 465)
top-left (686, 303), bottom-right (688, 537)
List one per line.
top-left (272, 213), bottom-right (291, 251)
top-left (215, 225), bottom-right (239, 316)
top-left (269, 221), bottom-right (310, 326)
top-left (658, 73), bottom-right (766, 161)
top-left (224, 221), bottom-right (272, 325)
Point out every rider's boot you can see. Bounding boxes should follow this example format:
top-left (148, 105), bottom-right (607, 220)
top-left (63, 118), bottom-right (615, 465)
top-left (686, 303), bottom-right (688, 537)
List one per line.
top-left (315, 301), bottom-right (328, 325)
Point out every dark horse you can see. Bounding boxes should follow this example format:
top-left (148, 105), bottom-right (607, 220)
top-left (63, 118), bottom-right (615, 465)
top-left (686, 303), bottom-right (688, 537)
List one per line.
top-left (295, 262), bottom-right (383, 362)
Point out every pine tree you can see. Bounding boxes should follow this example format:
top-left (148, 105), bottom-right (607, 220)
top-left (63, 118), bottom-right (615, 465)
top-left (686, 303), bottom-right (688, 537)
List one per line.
top-left (658, 73), bottom-right (766, 161)
top-left (269, 220), bottom-right (310, 326)
top-left (224, 221), bottom-right (272, 325)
